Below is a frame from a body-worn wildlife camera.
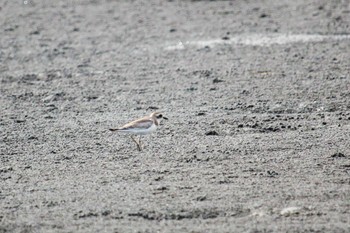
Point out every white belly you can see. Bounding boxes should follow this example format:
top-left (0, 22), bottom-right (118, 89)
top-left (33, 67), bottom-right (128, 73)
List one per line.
top-left (120, 124), bottom-right (157, 135)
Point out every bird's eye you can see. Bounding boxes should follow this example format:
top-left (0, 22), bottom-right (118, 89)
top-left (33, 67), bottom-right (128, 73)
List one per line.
top-left (158, 114), bottom-right (163, 118)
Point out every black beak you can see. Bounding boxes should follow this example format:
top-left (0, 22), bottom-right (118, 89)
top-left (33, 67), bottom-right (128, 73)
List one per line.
top-left (163, 116), bottom-right (168, 120)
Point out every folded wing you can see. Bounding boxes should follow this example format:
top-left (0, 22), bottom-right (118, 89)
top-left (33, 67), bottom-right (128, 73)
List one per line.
top-left (119, 118), bottom-right (154, 130)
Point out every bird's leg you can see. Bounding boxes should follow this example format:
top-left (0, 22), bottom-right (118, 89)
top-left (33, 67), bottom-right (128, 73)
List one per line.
top-left (138, 135), bottom-right (142, 149)
top-left (130, 136), bottom-right (142, 151)
top-left (130, 135), bottom-right (137, 145)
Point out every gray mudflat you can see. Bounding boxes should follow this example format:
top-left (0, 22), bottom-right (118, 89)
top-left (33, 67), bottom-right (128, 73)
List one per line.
top-left (1, 1), bottom-right (350, 232)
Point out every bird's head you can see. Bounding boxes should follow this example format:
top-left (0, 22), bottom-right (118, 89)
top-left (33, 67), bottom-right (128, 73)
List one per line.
top-left (151, 112), bottom-right (168, 123)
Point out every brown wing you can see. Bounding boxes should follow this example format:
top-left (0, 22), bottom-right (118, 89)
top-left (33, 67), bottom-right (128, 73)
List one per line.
top-left (119, 118), bottom-right (154, 130)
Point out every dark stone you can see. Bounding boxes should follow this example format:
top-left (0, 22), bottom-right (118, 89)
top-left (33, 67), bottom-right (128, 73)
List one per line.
top-left (213, 78), bottom-right (224, 83)
top-left (331, 152), bottom-right (346, 158)
top-left (206, 131), bottom-right (219, 136)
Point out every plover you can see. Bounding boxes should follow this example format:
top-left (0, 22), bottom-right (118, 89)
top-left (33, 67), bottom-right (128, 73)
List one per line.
top-left (109, 112), bottom-right (168, 151)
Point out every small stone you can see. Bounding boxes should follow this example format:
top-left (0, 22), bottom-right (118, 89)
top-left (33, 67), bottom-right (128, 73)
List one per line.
top-left (154, 177), bottom-right (163, 181)
top-left (280, 207), bottom-right (302, 216)
top-left (101, 210), bottom-right (111, 216)
top-left (44, 115), bottom-right (54, 119)
top-left (267, 170), bottom-right (278, 177)
top-left (206, 131), bottom-right (219, 136)
top-left (187, 87), bottom-right (197, 91)
top-left (15, 119), bottom-right (25, 123)
top-left (5, 27), bottom-right (15, 31)
top-left (155, 186), bottom-right (168, 191)
top-left (196, 195), bottom-right (207, 201)
top-left (42, 94), bottom-right (57, 103)
top-left (30, 30), bottom-right (40, 35)
top-left (331, 152), bottom-right (346, 158)
top-left (0, 166), bottom-right (13, 173)
top-left (213, 78), bottom-right (224, 83)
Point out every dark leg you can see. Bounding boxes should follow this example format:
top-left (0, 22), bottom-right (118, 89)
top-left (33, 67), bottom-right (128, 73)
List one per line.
top-left (138, 135), bottom-right (142, 149)
top-left (130, 136), bottom-right (142, 151)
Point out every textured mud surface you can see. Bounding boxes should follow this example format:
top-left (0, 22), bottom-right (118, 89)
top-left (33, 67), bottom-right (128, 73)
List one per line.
top-left (1, 0), bottom-right (350, 232)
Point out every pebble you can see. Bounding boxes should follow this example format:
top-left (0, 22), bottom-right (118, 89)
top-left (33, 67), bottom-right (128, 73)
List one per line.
top-left (205, 131), bottom-right (219, 136)
top-left (42, 94), bottom-right (57, 103)
top-left (280, 207), bottom-right (302, 216)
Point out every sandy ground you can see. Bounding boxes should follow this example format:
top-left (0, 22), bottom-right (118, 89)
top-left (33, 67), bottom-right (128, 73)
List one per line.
top-left (1, 0), bottom-right (350, 232)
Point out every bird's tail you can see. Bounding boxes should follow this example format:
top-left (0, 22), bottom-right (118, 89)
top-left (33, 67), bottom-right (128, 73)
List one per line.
top-left (109, 128), bottom-right (119, 132)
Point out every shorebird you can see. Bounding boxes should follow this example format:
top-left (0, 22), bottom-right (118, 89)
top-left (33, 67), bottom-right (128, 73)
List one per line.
top-left (109, 112), bottom-right (168, 151)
